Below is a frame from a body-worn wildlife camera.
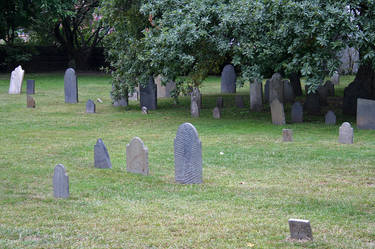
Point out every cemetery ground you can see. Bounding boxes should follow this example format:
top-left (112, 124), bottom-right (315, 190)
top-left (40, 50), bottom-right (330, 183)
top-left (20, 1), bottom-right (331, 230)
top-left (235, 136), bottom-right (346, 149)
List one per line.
top-left (0, 73), bottom-right (374, 249)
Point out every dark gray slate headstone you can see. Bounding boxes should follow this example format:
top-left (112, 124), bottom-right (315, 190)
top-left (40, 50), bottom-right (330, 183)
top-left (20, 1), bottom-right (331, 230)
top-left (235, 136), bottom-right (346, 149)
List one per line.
top-left (250, 79), bottom-right (263, 111)
top-left (270, 99), bottom-right (286, 125)
top-left (216, 97), bottom-right (224, 108)
top-left (269, 73), bottom-right (284, 103)
top-left (140, 77), bottom-right (157, 110)
top-left (26, 79), bottom-right (35, 95)
top-left (264, 80), bottom-right (270, 103)
top-left (283, 80), bottom-right (295, 103)
top-left (282, 129), bottom-right (293, 142)
top-left (191, 87), bottom-right (202, 110)
top-left (324, 80), bottom-right (335, 96)
top-left (291, 102), bottom-right (303, 123)
top-left (288, 219), bottom-right (313, 240)
top-left (53, 164), bottom-right (69, 198)
top-left (304, 93), bottom-right (321, 115)
top-left (174, 123), bottom-right (202, 184)
top-left (357, 98), bottom-right (375, 130)
top-left (86, 99), bottom-right (96, 113)
top-left (289, 73), bottom-right (302, 96)
top-left (317, 85), bottom-right (328, 106)
top-left (27, 95), bottom-right (35, 108)
top-left (235, 95), bottom-right (245, 108)
top-left (325, 111), bottom-right (336, 125)
top-left (339, 122), bottom-right (353, 144)
top-left (191, 100), bottom-right (200, 118)
top-left (126, 137), bottom-right (149, 175)
top-left (213, 107), bottom-right (221, 119)
top-left (221, 64), bottom-right (236, 93)
top-left (94, 139), bottom-right (112, 169)
top-left (64, 68), bottom-right (78, 103)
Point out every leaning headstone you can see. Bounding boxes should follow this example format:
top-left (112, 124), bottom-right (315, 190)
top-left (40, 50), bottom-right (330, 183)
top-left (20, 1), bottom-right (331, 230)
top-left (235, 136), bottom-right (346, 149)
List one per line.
top-left (339, 122), bottom-right (354, 144)
top-left (191, 100), bottom-right (200, 118)
top-left (26, 79), bottom-right (35, 94)
top-left (221, 64), bottom-right (236, 93)
top-left (250, 79), bottom-right (263, 111)
top-left (288, 219), bottom-right (313, 241)
top-left (264, 80), bottom-right (270, 103)
top-left (53, 164), bottom-right (69, 198)
top-left (191, 87), bottom-right (202, 110)
top-left (142, 106), bottom-right (148, 114)
top-left (304, 93), bottom-right (321, 115)
top-left (325, 111), bottom-right (336, 125)
top-left (269, 73), bottom-right (284, 103)
top-left (291, 102), bottom-right (303, 123)
top-left (282, 129), bottom-right (293, 142)
top-left (64, 68), bottom-right (78, 103)
top-left (235, 95), bottom-right (245, 108)
top-left (283, 80), bottom-right (295, 103)
top-left (126, 137), bottom-right (149, 176)
top-left (317, 85), bottom-right (328, 106)
top-left (140, 77), bottom-right (157, 110)
top-left (213, 107), bottom-right (221, 119)
top-left (86, 99), bottom-right (96, 113)
top-left (8, 65), bottom-right (25, 94)
top-left (270, 99), bottom-right (286, 125)
top-left (216, 97), bottom-right (224, 108)
top-left (174, 123), bottom-right (202, 184)
top-left (324, 80), bottom-right (335, 96)
top-left (331, 71), bottom-right (340, 85)
top-left (357, 98), bottom-right (375, 130)
top-left (27, 95), bottom-right (35, 108)
top-left (94, 139), bottom-right (112, 169)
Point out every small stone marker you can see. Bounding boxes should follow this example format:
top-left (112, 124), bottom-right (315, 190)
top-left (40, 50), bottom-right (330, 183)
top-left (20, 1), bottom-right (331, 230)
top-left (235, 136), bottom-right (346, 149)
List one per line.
top-left (339, 122), bottom-right (353, 144)
top-left (126, 137), bottom-right (149, 175)
top-left (288, 219), bottom-right (313, 241)
top-left (53, 164), bottom-right (69, 198)
top-left (357, 98), bottom-right (375, 130)
top-left (270, 99), bottom-right (286, 125)
top-left (8, 65), bottom-right (25, 94)
top-left (304, 93), bottom-right (321, 115)
top-left (174, 123), bottom-right (202, 184)
top-left (26, 79), bottom-right (35, 94)
top-left (142, 106), bottom-right (148, 114)
top-left (324, 80), bottom-right (334, 96)
top-left (140, 77), bottom-right (157, 110)
top-left (191, 100), bottom-right (200, 118)
top-left (264, 80), bottom-right (270, 103)
top-left (86, 99), bottom-right (96, 113)
top-left (221, 64), bottom-right (236, 93)
top-left (291, 102), bottom-right (303, 123)
top-left (283, 80), bottom-right (295, 103)
top-left (216, 97), bottom-right (224, 108)
top-left (250, 79), bottom-right (263, 111)
top-left (213, 107), bottom-right (221, 119)
top-left (94, 139), bottom-right (112, 169)
top-left (235, 95), bottom-right (245, 108)
top-left (325, 110), bottom-right (336, 125)
top-left (27, 95), bottom-right (35, 108)
top-left (64, 68), bottom-right (78, 103)
top-left (191, 87), bottom-right (202, 110)
top-left (269, 73), bottom-right (284, 103)
top-left (331, 71), bottom-right (340, 85)
top-left (282, 129), bottom-right (293, 142)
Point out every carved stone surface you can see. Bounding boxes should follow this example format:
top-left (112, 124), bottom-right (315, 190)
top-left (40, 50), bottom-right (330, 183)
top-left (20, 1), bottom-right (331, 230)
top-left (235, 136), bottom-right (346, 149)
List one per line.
top-left (140, 77), bottom-right (157, 110)
top-left (339, 122), bottom-right (353, 144)
top-left (288, 219), bottom-right (313, 241)
top-left (191, 100), bottom-right (200, 118)
top-left (221, 64), bottom-right (236, 93)
top-left (270, 99), bottom-right (286, 125)
top-left (27, 95), bottom-right (35, 108)
top-left (126, 137), bottom-right (149, 175)
top-left (174, 123), bottom-right (202, 184)
top-left (282, 129), bottom-right (293, 142)
top-left (216, 97), bottom-right (224, 108)
top-left (325, 110), bottom-right (336, 125)
top-left (53, 164), bottom-right (69, 198)
top-left (9, 65), bottom-right (25, 94)
top-left (64, 68), bottom-right (78, 103)
top-left (235, 95), bottom-right (245, 108)
top-left (26, 79), bottom-right (35, 94)
top-left (283, 80), bottom-right (295, 103)
top-left (213, 107), bottom-right (221, 119)
top-left (269, 73), bottom-right (284, 103)
top-left (94, 139), bottom-right (112, 169)
top-left (191, 87), bottom-right (202, 110)
top-left (250, 79), bottom-right (263, 111)
top-left (86, 99), bottom-right (96, 113)
top-left (357, 98), bottom-right (375, 130)
top-left (291, 102), bottom-right (303, 123)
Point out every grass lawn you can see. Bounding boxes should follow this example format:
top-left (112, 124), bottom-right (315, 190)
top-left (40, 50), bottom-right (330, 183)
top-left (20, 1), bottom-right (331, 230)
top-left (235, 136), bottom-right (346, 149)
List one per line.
top-left (0, 72), bottom-right (374, 248)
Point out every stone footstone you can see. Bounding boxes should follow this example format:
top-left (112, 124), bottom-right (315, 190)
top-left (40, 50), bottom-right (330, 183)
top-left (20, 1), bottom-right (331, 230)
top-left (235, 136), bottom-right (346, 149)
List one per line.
top-left (9, 65), bottom-right (25, 94)
top-left (126, 137), bottom-right (149, 175)
top-left (26, 79), bottom-right (35, 94)
top-left (339, 122), bottom-right (353, 144)
top-left (324, 80), bottom-right (335, 96)
top-left (64, 68), bottom-right (78, 103)
top-left (140, 77), bottom-right (157, 110)
top-left (250, 79), bottom-right (263, 111)
top-left (213, 107), bottom-right (221, 119)
top-left (291, 102), bottom-right (303, 123)
top-left (221, 64), bottom-right (236, 93)
top-left (53, 164), bottom-right (69, 198)
top-left (325, 111), bottom-right (336, 125)
top-left (288, 219), bottom-right (313, 241)
top-left (270, 99), bottom-right (286, 125)
top-left (174, 123), bottom-right (202, 184)
top-left (357, 98), bottom-right (375, 130)
top-left (27, 95), bottom-right (35, 108)
top-left (282, 129), bottom-right (293, 142)
top-left (216, 97), bottom-right (224, 108)
top-left (235, 95), bottom-right (245, 108)
top-left (86, 99), bottom-right (96, 113)
top-left (142, 106), bottom-right (148, 114)
top-left (269, 73), bottom-right (284, 103)
top-left (283, 80), bottom-right (295, 103)
top-left (191, 100), bottom-right (200, 118)
top-left (94, 139), bottom-right (112, 169)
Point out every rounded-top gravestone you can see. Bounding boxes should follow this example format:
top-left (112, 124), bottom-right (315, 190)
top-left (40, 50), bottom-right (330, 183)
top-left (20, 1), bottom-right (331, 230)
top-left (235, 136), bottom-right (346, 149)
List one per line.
top-left (291, 102), bottom-right (303, 123)
top-left (86, 99), bottom-right (96, 113)
top-left (126, 137), bottom-right (149, 175)
top-left (94, 139), bottom-right (112, 169)
top-left (221, 64), bottom-right (236, 93)
top-left (64, 68), bottom-right (78, 103)
top-left (53, 164), bottom-right (69, 198)
top-left (140, 77), bottom-right (157, 110)
top-left (269, 73), bottom-right (284, 103)
top-left (325, 110), bottom-right (336, 125)
top-left (339, 122), bottom-right (353, 144)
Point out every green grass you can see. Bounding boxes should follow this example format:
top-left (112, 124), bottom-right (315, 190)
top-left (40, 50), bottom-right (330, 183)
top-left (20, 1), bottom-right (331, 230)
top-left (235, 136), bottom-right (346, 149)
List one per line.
top-left (0, 72), bottom-right (374, 248)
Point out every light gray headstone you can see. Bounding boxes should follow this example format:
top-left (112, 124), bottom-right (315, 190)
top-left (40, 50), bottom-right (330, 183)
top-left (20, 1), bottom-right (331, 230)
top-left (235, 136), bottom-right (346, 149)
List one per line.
top-left (250, 79), bottom-right (263, 111)
top-left (235, 95), bottom-right (245, 108)
top-left (191, 87), bottom-right (202, 110)
top-left (269, 73), bottom-right (284, 103)
top-left (264, 80), bottom-right (270, 103)
top-left (140, 77), bottom-right (157, 110)
top-left (270, 99), bottom-right (286, 125)
top-left (357, 98), bottom-right (375, 130)
top-left (191, 100), bottom-right (200, 118)
top-left (26, 79), bottom-right (35, 94)
top-left (126, 137), bottom-right (149, 175)
top-left (142, 106), bottom-right (148, 114)
top-left (288, 219), bottom-right (313, 240)
top-left (53, 164), bottom-right (69, 198)
top-left (291, 102), bottom-right (303, 123)
top-left (282, 129), bottom-right (293, 142)
top-left (86, 99), bottom-right (96, 113)
top-left (128, 87), bottom-right (139, 101)
top-left (64, 68), bottom-right (78, 103)
top-left (155, 75), bottom-right (176, 98)
top-left (94, 139), bottom-right (112, 169)
top-left (221, 64), bottom-right (236, 93)
top-left (339, 122), bottom-right (353, 144)
top-left (174, 123), bottom-right (202, 184)
top-left (8, 65), bottom-right (25, 94)
top-left (213, 107), bottom-right (221, 119)
top-left (216, 97), bottom-right (224, 108)
top-left (325, 111), bottom-right (336, 125)
top-left (324, 80), bottom-right (334, 96)
top-left (283, 80), bottom-right (295, 103)
top-left (331, 71), bottom-right (340, 85)
top-left (27, 95), bottom-right (35, 108)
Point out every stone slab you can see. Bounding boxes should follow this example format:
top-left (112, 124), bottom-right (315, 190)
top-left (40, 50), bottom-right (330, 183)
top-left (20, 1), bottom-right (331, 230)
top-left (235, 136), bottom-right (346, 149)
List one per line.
top-left (282, 129), bottom-right (293, 142)
top-left (26, 79), bottom-right (35, 94)
top-left (140, 77), bottom-right (157, 110)
top-left (191, 100), bottom-right (200, 118)
top-left (9, 65), bottom-right (24, 94)
top-left (64, 68), bottom-right (78, 103)
top-left (288, 219), bottom-right (313, 240)
top-left (291, 102), bottom-right (303, 123)
top-left (339, 122), bottom-right (353, 144)
top-left (94, 139), bottom-right (112, 168)
top-left (27, 95), bottom-right (35, 108)
top-left (325, 110), bottom-right (336, 125)
top-left (357, 98), bottom-right (375, 130)
top-left (221, 64), bottom-right (236, 93)
top-left (213, 107), bottom-right (221, 119)
top-left (270, 99), bottom-right (286, 125)
top-left (126, 137), bottom-right (149, 175)
top-left (269, 73), bottom-right (284, 103)
top-left (250, 79), bottom-right (263, 111)
top-left (53, 164), bottom-right (69, 198)
top-left (86, 99), bottom-right (96, 113)
top-left (283, 80), bottom-right (295, 103)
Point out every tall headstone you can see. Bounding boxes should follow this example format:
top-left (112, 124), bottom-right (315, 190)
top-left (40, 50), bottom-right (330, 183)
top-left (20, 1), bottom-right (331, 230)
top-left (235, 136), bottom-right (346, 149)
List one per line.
top-left (86, 99), bottom-right (96, 113)
top-left (26, 79), bottom-right (35, 94)
top-left (140, 77), bottom-right (157, 110)
top-left (283, 80), bottom-right (295, 103)
top-left (250, 79), bottom-right (263, 111)
top-left (235, 95), bottom-right (245, 108)
top-left (269, 73), bottom-right (284, 103)
top-left (94, 139), bottom-right (112, 169)
top-left (325, 111), bottom-right (336, 125)
top-left (53, 164), bottom-right (69, 198)
top-left (357, 98), bottom-right (375, 130)
top-left (339, 122), bottom-right (353, 144)
top-left (216, 97), bottom-right (224, 108)
top-left (64, 68), bottom-right (78, 103)
top-left (304, 93), bottom-right (321, 115)
top-left (191, 100), bottom-right (200, 118)
top-left (174, 123), bottom-right (202, 184)
top-left (270, 99), bottom-right (286, 125)
top-left (27, 95), bottom-right (35, 108)
top-left (324, 80), bottom-right (335, 96)
top-left (264, 79), bottom-right (270, 103)
top-left (282, 129), bottom-right (293, 142)
top-left (8, 65), bottom-right (25, 94)
top-left (213, 107), bottom-right (221, 119)
top-left (288, 219), bottom-right (313, 241)
top-left (331, 71), bottom-right (340, 85)
top-left (191, 87), bottom-right (202, 110)
top-left (126, 137), bottom-right (149, 176)
top-left (291, 102), bottom-right (303, 123)
top-left (289, 73), bottom-right (302, 96)
top-left (221, 64), bottom-right (236, 93)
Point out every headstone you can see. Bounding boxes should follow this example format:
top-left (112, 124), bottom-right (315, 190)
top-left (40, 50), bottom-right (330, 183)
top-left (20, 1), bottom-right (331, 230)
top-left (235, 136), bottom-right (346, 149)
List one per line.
top-left (26, 79), bottom-right (35, 94)
top-left (213, 107), bottom-right (221, 119)
top-left (27, 95), bottom-right (35, 108)
top-left (113, 97), bottom-right (128, 107)
top-left (289, 73), bottom-right (302, 96)
top-left (191, 87), bottom-right (202, 109)
top-left (282, 129), bottom-right (293, 142)
top-left (324, 80), bottom-right (335, 96)
top-left (216, 97), bottom-right (224, 108)
top-left (53, 164), bottom-right (69, 198)
top-left (155, 75), bottom-right (176, 98)
top-left (269, 73), bottom-right (284, 103)
top-left (304, 93), bottom-right (321, 115)
top-left (288, 219), bottom-right (313, 240)
top-left (86, 99), bottom-right (96, 113)
top-left (8, 65), bottom-right (25, 94)
top-left (221, 64), bottom-right (236, 93)
top-left (250, 79), bottom-right (263, 111)
top-left (264, 80), bottom-right (270, 103)
top-left (235, 95), bottom-right (245, 108)
top-left (191, 100), bottom-right (200, 118)
top-left (317, 85), bottom-right (328, 106)
top-left (94, 139), bottom-right (112, 169)
top-left (325, 111), bottom-right (336, 125)
top-left (142, 106), bottom-right (148, 114)
top-left (126, 137), bottom-right (149, 176)
top-left (339, 122), bottom-right (353, 144)
top-left (64, 68), bottom-right (78, 103)
top-left (331, 71), bottom-right (340, 85)
top-left (128, 87), bottom-right (139, 101)
top-left (140, 77), bottom-right (157, 110)
top-left (283, 80), bottom-right (295, 103)
top-left (357, 98), bottom-right (375, 130)
top-left (270, 99), bottom-right (286, 125)
top-left (174, 123), bottom-right (202, 184)
top-left (291, 102), bottom-right (303, 123)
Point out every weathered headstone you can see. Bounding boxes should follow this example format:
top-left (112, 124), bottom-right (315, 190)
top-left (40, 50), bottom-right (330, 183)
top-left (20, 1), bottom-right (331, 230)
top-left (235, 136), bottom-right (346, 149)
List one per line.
top-left (26, 79), bottom-right (35, 94)
top-left (324, 80), bottom-right (335, 96)
top-left (264, 80), bottom-right (270, 103)
top-left (155, 75), bottom-right (176, 98)
top-left (140, 77), bottom-right (157, 110)
top-left (304, 93), bottom-right (321, 115)
top-left (191, 100), bottom-right (200, 118)
top-left (270, 99), bottom-right (286, 125)
top-left (331, 71), bottom-right (340, 85)
top-left (269, 73), bottom-right (284, 103)
top-left (94, 139), bottom-right (112, 169)
top-left (291, 102), bottom-right (303, 123)
top-left (174, 123), bottom-right (202, 184)
top-left (357, 98), bottom-right (375, 130)
top-left (221, 64), bottom-right (236, 93)
top-left (339, 122), bottom-right (353, 144)
top-left (235, 95), bottom-right (245, 108)
top-left (27, 95), bottom-right (35, 108)
top-left (289, 72), bottom-right (302, 96)
top-left (8, 65), bottom-right (25, 94)
top-left (325, 110), bottom-right (336, 125)
top-left (288, 219), bottom-right (313, 240)
top-left (128, 87), bottom-right (139, 101)
top-left (250, 79), bottom-right (263, 111)
top-left (317, 85), bottom-right (328, 106)
top-left (113, 98), bottom-right (128, 107)
top-left (282, 129), bottom-right (293, 142)
top-left (142, 106), bottom-right (148, 114)
top-left (126, 137), bottom-right (149, 175)
top-left (216, 97), bottom-right (224, 108)
top-left (283, 80), bottom-right (295, 103)
top-left (53, 164), bottom-right (69, 198)
top-left (64, 68), bottom-right (78, 103)
top-left (86, 99), bottom-right (96, 113)
top-left (191, 87), bottom-right (202, 110)
top-left (213, 107), bottom-right (221, 119)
